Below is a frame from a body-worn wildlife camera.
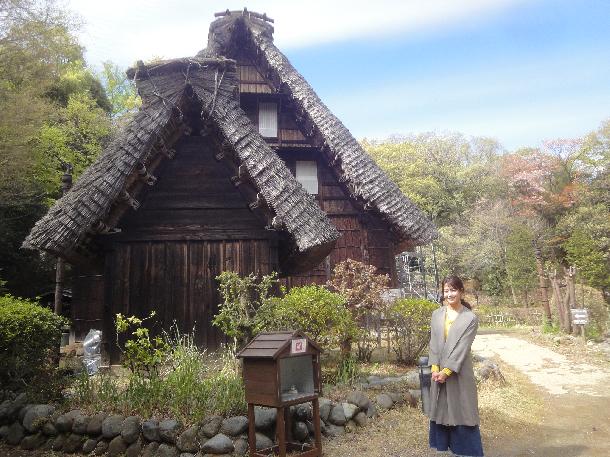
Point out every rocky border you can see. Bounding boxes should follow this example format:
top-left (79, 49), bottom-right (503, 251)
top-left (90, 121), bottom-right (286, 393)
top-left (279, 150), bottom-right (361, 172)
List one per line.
top-left (0, 376), bottom-right (421, 456)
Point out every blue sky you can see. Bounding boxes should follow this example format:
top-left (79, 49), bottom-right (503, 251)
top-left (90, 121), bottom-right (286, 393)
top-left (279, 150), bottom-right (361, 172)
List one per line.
top-left (67, 0), bottom-right (610, 151)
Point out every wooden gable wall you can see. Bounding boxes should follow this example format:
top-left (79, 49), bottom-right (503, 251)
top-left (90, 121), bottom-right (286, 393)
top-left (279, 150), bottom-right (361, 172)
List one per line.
top-left (232, 50), bottom-right (398, 286)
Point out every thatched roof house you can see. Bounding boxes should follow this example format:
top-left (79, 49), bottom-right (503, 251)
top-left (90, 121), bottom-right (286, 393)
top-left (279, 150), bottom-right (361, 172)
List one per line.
top-left (24, 10), bottom-right (436, 355)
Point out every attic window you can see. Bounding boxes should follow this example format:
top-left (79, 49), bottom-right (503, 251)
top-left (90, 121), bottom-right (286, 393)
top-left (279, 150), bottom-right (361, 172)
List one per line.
top-left (296, 161), bottom-right (318, 195)
top-left (258, 102), bottom-right (278, 137)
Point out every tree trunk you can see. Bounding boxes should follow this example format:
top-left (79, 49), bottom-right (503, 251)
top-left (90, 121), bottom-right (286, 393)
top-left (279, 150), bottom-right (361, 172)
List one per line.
top-left (564, 265), bottom-right (576, 334)
top-left (533, 242), bottom-right (552, 324)
top-left (550, 272), bottom-right (568, 331)
top-left (509, 283), bottom-right (518, 306)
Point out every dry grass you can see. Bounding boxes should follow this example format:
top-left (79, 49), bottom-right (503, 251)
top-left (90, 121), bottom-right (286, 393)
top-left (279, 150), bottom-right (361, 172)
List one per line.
top-left (323, 359), bottom-right (542, 457)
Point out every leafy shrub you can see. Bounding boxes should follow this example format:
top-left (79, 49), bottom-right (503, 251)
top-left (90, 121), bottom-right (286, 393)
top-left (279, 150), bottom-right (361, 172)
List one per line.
top-left (388, 298), bottom-right (438, 364)
top-left (213, 271), bottom-right (278, 347)
top-left (258, 285), bottom-right (358, 350)
top-left (328, 259), bottom-right (390, 359)
top-left (115, 312), bottom-right (169, 377)
top-left (0, 295), bottom-right (67, 394)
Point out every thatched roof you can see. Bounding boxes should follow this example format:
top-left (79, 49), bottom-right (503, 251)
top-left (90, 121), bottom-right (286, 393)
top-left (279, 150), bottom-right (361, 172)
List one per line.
top-left (199, 10), bottom-right (438, 246)
top-left (23, 57), bottom-right (339, 272)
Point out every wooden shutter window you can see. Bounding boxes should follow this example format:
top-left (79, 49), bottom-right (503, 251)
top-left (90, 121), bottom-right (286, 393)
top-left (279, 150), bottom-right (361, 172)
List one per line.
top-left (259, 102), bottom-right (278, 137)
top-left (296, 161), bottom-right (318, 195)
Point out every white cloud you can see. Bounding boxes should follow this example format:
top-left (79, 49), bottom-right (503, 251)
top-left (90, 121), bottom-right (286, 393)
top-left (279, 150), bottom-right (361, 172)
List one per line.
top-left (66, 0), bottom-right (532, 67)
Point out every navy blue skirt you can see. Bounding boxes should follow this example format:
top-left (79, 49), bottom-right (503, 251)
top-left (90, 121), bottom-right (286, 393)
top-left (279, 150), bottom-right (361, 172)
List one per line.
top-left (429, 420), bottom-right (484, 456)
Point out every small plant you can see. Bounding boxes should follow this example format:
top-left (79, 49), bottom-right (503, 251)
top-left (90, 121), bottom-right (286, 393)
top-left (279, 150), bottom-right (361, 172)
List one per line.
top-left (115, 311), bottom-right (169, 377)
top-left (389, 298), bottom-right (438, 365)
top-left (333, 353), bottom-right (360, 385)
top-left (213, 271), bottom-right (278, 347)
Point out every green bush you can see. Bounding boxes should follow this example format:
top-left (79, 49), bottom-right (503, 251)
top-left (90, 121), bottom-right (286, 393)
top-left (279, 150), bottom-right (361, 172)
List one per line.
top-left (388, 298), bottom-right (438, 365)
top-left (258, 285), bottom-right (358, 350)
top-left (0, 295), bottom-right (68, 393)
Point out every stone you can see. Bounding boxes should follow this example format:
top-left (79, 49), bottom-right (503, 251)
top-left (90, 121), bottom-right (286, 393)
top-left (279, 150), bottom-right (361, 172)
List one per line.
top-left (72, 413), bottom-right (89, 434)
top-left (346, 391), bottom-right (370, 409)
top-left (345, 419), bottom-right (357, 433)
top-left (159, 419), bottom-right (180, 444)
top-left (20, 431), bottom-right (46, 450)
top-left (353, 411), bottom-right (368, 427)
top-left (18, 404), bottom-right (33, 423)
top-left (255, 432), bottom-right (273, 450)
top-left (55, 414), bottom-right (73, 433)
top-left (142, 419), bottom-right (160, 442)
top-left (121, 415), bottom-right (141, 444)
top-left (366, 375), bottom-right (381, 383)
top-left (387, 391), bottom-right (405, 405)
top-left (51, 433), bottom-right (66, 451)
top-left (319, 401), bottom-right (332, 423)
top-left (157, 443), bottom-right (180, 457)
top-left (233, 437), bottom-right (248, 455)
top-left (324, 424), bottom-right (345, 437)
top-left (94, 440), bottom-right (109, 456)
top-left (341, 402), bottom-right (358, 421)
top-left (201, 433), bottom-right (234, 454)
top-left (83, 438), bottom-right (99, 454)
top-left (328, 404), bottom-right (346, 425)
top-left (125, 439), bottom-right (142, 457)
top-left (6, 421), bottom-right (25, 445)
top-left (180, 453), bottom-right (195, 457)
top-left (40, 437), bottom-right (54, 451)
top-left (254, 407), bottom-right (276, 430)
top-left (375, 393), bottom-right (394, 410)
top-left (295, 404), bottom-right (312, 421)
top-left (23, 404), bottom-right (55, 432)
top-left (293, 421), bottom-right (308, 441)
top-left (87, 412), bottom-right (107, 436)
top-left (366, 402), bottom-right (378, 418)
top-left (102, 414), bottom-right (125, 439)
top-left (200, 415), bottom-right (223, 438)
top-left (108, 435), bottom-right (127, 456)
top-left (141, 441), bottom-right (160, 457)
top-left (42, 420), bottom-right (57, 436)
top-left (0, 424), bottom-right (8, 439)
top-left (404, 370), bottom-right (420, 387)
top-left (63, 433), bottom-right (85, 453)
top-left (220, 416), bottom-right (248, 436)
top-left (177, 425), bottom-right (200, 453)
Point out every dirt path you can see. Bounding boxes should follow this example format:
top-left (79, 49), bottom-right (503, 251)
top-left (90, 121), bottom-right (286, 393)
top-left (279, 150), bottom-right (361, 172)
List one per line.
top-left (473, 331), bottom-right (610, 457)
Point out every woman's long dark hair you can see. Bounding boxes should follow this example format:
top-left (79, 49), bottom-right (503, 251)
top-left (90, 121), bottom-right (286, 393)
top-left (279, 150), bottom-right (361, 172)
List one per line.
top-left (440, 275), bottom-right (472, 310)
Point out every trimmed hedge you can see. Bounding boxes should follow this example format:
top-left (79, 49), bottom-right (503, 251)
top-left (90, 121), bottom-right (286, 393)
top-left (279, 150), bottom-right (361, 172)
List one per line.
top-left (0, 295), bottom-right (67, 392)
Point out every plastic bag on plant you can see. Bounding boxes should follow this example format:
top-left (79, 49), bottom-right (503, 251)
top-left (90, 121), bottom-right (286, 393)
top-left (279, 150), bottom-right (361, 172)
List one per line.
top-left (83, 329), bottom-right (102, 375)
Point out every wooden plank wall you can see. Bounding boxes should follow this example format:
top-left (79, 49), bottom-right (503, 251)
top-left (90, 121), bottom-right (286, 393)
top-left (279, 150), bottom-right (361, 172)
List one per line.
top-left (86, 135), bottom-right (278, 360)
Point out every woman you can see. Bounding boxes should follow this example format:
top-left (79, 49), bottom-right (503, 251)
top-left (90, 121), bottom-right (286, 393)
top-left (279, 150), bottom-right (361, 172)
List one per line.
top-left (427, 275), bottom-right (483, 457)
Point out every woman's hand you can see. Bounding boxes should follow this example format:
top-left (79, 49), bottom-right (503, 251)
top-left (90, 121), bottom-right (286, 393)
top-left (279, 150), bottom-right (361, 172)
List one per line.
top-left (435, 372), bottom-right (448, 384)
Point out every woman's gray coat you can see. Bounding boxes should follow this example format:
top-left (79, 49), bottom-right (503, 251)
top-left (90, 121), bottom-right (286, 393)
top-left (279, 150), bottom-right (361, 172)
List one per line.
top-left (427, 305), bottom-right (480, 426)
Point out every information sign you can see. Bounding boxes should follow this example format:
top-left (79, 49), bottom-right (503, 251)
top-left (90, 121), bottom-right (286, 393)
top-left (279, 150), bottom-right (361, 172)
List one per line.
top-left (291, 338), bottom-right (307, 354)
top-left (570, 308), bottom-right (589, 325)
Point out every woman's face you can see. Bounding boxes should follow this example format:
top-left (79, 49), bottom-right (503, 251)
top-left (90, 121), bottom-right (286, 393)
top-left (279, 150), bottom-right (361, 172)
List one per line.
top-left (443, 284), bottom-right (463, 307)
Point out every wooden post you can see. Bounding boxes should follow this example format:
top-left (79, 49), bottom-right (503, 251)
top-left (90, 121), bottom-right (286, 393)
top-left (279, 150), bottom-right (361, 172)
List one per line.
top-left (247, 403), bottom-right (256, 457)
top-left (312, 397), bottom-right (322, 455)
top-left (54, 165), bottom-right (72, 315)
top-left (276, 406), bottom-right (286, 457)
